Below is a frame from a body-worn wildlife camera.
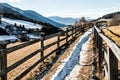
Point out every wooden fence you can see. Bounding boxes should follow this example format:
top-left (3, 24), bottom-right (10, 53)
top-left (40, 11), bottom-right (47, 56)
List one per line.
top-left (0, 25), bottom-right (86, 80)
top-left (94, 26), bottom-right (120, 80)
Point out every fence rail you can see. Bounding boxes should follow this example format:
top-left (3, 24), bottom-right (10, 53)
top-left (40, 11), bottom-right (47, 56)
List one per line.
top-left (94, 26), bottom-right (120, 80)
top-left (0, 25), bottom-right (87, 80)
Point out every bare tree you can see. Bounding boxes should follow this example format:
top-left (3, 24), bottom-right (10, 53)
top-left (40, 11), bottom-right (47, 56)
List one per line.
top-left (74, 21), bottom-right (78, 27)
top-left (79, 17), bottom-right (87, 25)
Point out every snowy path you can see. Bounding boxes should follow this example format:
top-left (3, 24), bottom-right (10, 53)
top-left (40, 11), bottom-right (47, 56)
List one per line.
top-left (50, 28), bottom-right (93, 80)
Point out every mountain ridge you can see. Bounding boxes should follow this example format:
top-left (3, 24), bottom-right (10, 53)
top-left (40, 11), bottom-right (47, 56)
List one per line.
top-left (0, 3), bottom-right (65, 27)
top-left (48, 16), bottom-right (93, 25)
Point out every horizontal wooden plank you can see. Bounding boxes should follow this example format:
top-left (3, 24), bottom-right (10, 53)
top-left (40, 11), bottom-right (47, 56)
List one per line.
top-left (76, 31), bottom-right (80, 35)
top-left (59, 37), bottom-right (66, 42)
top-left (59, 42), bottom-right (67, 49)
top-left (67, 28), bottom-right (73, 32)
top-left (42, 31), bottom-right (66, 41)
top-left (43, 48), bottom-right (58, 60)
top-left (7, 49), bottom-right (41, 73)
top-left (68, 33), bottom-right (73, 38)
top-left (67, 38), bottom-right (73, 44)
top-left (44, 33), bottom-right (58, 40)
top-left (14, 59), bottom-right (41, 80)
top-left (60, 31), bottom-right (66, 35)
top-left (75, 26), bottom-right (81, 29)
top-left (68, 28), bottom-right (81, 38)
top-left (44, 41), bottom-right (57, 50)
top-left (0, 39), bottom-right (40, 55)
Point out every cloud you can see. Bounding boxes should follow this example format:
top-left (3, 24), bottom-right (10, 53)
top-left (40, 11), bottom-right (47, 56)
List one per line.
top-left (8, 0), bottom-right (22, 2)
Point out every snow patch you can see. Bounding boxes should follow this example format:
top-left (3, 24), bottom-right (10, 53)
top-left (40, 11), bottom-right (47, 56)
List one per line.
top-left (0, 35), bottom-right (18, 41)
top-left (27, 34), bottom-right (40, 39)
top-left (2, 18), bottom-right (42, 29)
top-left (65, 34), bottom-right (91, 80)
top-left (50, 28), bottom-right (93, 80)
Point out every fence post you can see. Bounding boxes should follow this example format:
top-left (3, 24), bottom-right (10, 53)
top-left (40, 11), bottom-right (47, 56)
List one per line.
top-left (98, 33), bottom-right (103, 72)
top-left (96, 32), bottom-right (99, 48)
top-left (76, 26), bottom-right (78, 36)
top-left (93, 28), bottom-right (96, 47)
top-left (72, 27), bottom-right (74, 39)
top-left (79, 25), bottom-right (81, 34)
top-left (107, 47), bottom-right (118, 80)
top-left (94, 28), bottom-right (97, 54)
top-left (93, 27), bottom-right (97, 63)
top-left (75, 26), bottom-right (77, 37)
top-left (56, 32), bottom-right (60, 55)
top-left (0, 44), bottom-right (7, 80)
top-left (41, 37), bottom-right (44, 59)
top-left (66, 28), bottom-right (68, 47)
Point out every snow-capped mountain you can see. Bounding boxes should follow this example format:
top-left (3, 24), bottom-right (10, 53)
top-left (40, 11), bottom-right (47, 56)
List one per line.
top-left (48, 16), bottom-right (94, 25)
top-left (0, 3), bottom-right (65, 27)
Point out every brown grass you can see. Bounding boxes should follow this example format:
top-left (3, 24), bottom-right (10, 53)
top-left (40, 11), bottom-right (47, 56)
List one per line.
top-left (7, 42), bottom-right (40, 80)
top-left (103, 26), bottom-right (120, 46)
top-left (6, 33), bottom-right (76, 80)
top-left (6, 36), bottom-right (66, 80)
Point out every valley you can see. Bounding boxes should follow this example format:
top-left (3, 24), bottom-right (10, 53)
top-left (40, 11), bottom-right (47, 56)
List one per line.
top-left (0, 1), bottom-right (120, 80)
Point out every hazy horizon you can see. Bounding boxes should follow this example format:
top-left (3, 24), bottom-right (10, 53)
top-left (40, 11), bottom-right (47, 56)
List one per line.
top-left (0, 0), bottom-right (120, 19)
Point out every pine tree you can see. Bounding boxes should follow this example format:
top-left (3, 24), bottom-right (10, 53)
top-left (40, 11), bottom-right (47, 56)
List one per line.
top-left (74, 21), bottom-right (78, 27)
top-left (22, 25), bottom-right (25, 29)
top-left (0, 15), bottom-right (1, 24)
top-left (14, 23), bottom-right (17, 26)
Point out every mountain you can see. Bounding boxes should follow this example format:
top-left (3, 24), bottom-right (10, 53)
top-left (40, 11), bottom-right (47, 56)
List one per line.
top-left (48, 16), bottom-right (93, 25)
top-left (101, 11), bottom-right (120, 19)
top-left (48, 16), bottom-right (79, 25)
top-left (0, 3), bottom-right (64, 27)
top-left (0, 3), bottom-right (64, 36)
top-left (92, 11), bottom-right (120, 22)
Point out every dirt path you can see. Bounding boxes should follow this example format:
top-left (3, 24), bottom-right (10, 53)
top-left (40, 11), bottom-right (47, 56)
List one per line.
top-left (41, 29), bottom-right (93, 80)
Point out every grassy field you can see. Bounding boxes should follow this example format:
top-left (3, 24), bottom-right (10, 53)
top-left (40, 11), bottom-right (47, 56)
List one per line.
top-left (6, 30), bottom-right (78, 80)
top-left (6, 36), bottom-right (66, 80)
top-left (103, 26), bottom-right (120, 46)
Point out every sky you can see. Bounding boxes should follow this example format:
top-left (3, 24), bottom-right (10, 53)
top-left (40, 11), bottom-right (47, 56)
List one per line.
top-left (0, 0), bottom-right (120, 19)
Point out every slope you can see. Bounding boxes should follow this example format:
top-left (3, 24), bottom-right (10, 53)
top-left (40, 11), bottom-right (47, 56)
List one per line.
top-left (0, 3), bottom-right (64, 27)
